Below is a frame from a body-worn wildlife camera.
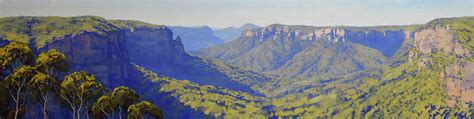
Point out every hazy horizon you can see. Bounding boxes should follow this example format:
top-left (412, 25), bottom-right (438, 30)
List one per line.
top-left (1, 0), bottom-right (473, 28)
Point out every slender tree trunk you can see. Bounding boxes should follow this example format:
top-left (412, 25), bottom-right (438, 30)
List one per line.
top-left (111, 109), bottom-right (115, 119)
top-left (86, 111), bottom-right (90, 119)
top-left (119, 107), bottom-right (122, 119)
top-left (101, 109), bottom-right (111, 119)
top-left (14, 93), bottom-right (19, 119)
top-left (14, 83), bottom-right (23, 119)
top-left (42, 95), bottom-right (48, 119)
top-left (76, 109), bottom-right (80, 119)
top-left (71, 108), bottom-right (76, 119)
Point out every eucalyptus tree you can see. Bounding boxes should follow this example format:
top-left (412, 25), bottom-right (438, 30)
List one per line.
top-left (0, 42), bottom-right (33, 79)
top-left (127, 101), bottom-right (163, 119)
top-left (28, 72), bottom-right (55, 119)
top-left (92, 86), bottom-right (140, 119)
top-left (59, 71), bottom-right (105, 119)
top-left (35, 49), bottom-right (67, 79)
top-left (4, 66), bottom-right (36, 119)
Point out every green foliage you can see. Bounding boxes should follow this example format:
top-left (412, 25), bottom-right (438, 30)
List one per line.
top-left (111, 86), bottom-right (141, 110)
top-left (92, 95), bottom-right (116, 118)
top-left (264, 50), bottom-right (471, 118)
top-left (0, 43), bottom-right (64, 118)
top-left (29, 72), bottom-right (55, 100)
top-left (59, 71), bottom-right (105, 119)
top-left (127, 101), bottom-right (163, 119)
top-left (4, 65), bottom-right (36, 118)
top-left (135, 65), bottom-right (267, 118)
top-left (0, 16), bottom-right (120, 48)
top-left (425, 16), bottom-right (474, 54)
top-left (109, 20), bottom-right (164, 29)
top-left (28, 72), bottom-right (56, 119)
top-left (0, 43), bottom-right (162, 119)
top-left (4, 65), bottom-right (36, 94)
top-left (112, 86), bottom-right (141, 118)
top-left (0, 42), bottom-right (33, 71)
top-left (451, 17), bottom-right (474, 54)
top-left (0, 17), bottom-right (31, 43)
top-left (35, 49), bottom-right (67, 77)
top-left (92, 86), bottom-right (160, 119)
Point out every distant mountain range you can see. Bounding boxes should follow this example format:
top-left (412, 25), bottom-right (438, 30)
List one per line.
top-left (168, 26), bottom-right (225, 51)
top-left (166, 24), bottom-right (261, 51)
top-left (214, 23), bottom-right (261, 42)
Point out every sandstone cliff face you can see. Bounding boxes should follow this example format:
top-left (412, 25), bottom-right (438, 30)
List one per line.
top-left (123, 27), bottom-right (188, 67)
top-left (215, 23), bottom-right (261, 42)
top-left (199, 25), bottom-right (408, 77)
top-left (412, 25), bottom-right (468, 57)
top-left (346, 30), bottom-right (406, 56)
top-left (122, 27), bottom-right (261, 94)
top-left (410, 24), bottom-right (473, 106)
top-left (241, 25), bottom-right (407, 56)
top-left (169, 26), bottom-right (224, 51)
top-left (38, 30), bottom-right (130, 87)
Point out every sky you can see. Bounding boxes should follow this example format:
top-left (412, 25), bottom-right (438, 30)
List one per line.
top-left (0, 0), bottom-right (473, 28)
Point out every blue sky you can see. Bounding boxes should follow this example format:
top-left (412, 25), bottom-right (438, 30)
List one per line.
top-left (0, 0), bottom-right (473, 28)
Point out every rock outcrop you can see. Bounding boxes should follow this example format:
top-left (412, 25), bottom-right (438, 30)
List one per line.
top-left (240, 25), bottom-right (407, 56)
top-left (214, 23), bottom-right (261, 42)
top-left (169, 26), bottom-right (224, 51)
top-left (120, 25), bottom-right (267, 94)
top-left (197, 24), bottom-right (412, 80)
top-left (410, 20), bottom-right (473, 107)
top-left (38, 30), bottom-right (131, 87)
top-left (123, 27), bottom-right (188, 66)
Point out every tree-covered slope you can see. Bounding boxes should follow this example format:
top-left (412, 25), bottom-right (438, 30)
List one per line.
top-left (0, 16), bottom-right (120, 48)
top-left (271, 40), bottom-right (386, 80)
top-left (262, 16), bottom-right (474, 118)
top-left (195, 24), bottom-right (414, 80)
top-left (133, 65), bottom-right (268, 118)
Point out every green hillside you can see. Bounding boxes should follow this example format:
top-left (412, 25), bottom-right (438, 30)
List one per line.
top-left (134, 65), bottom-right (268, 118)
top-left (110, 20), bottom-right (165, 29)
top-left (0, 16), bottom-right (120, 48)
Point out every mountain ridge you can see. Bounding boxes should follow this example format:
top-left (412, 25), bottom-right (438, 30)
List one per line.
top-left (168, 26), bottom-right (225, 51)
top-left (214, 23), bottom-right (261, 42)
top-left (195, 23), bottom-right (418, 80)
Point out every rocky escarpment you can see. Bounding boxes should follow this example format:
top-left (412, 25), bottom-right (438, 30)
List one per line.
top-left (120, 25), bottom-right (268, 94)
top-left (197, 24), bottom-right (412, 80)
top-left (345, 30), bottom-right (408, 56)
top-left (410, 21), bottom-right (473, 107)
top-left (214, 23), bottom-right (261, 42)
top-left (169, 26), bottom-right (224, 51)
top-left (241, 25), bottom-right (408, 57)
top-left (123, 27), bottom-right (188, 66)
top-left (38, 30), bottom-right (131, 87)
top-left (0, 16), bottom-right (131, 88)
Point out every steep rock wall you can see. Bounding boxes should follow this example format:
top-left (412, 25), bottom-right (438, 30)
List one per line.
top-left (38, 30), bottom-right (131, 87)
top-left (410, 24), bottom-right (473, 106)
top-left (123, 27), bottom-right (188, 67)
